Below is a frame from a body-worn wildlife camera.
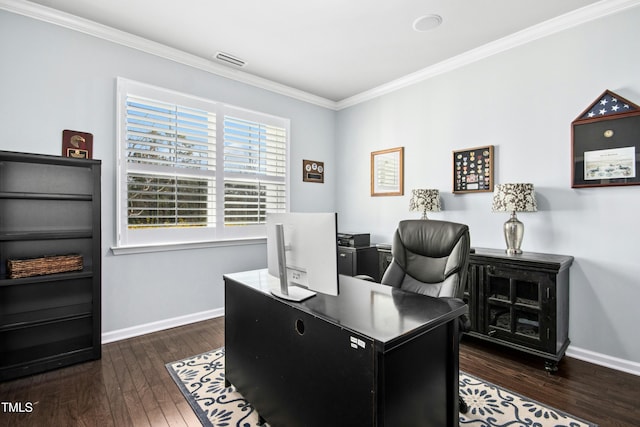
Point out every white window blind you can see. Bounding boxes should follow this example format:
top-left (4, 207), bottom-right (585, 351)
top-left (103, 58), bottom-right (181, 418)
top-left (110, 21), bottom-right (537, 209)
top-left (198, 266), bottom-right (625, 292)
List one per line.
top-left (125, 95), bottom-right (216, 229)
top-left (116, 78), bottom-right (289, 248)
top-left (223, 115), bottom-right (286, 225)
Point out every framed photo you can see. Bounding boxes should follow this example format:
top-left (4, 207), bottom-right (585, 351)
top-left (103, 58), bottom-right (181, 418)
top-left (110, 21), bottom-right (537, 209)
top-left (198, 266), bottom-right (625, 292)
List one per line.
top-left (371, 147), bottom-right (404, 196)
top-left (452, 145), bottom-right (494, 194)
top-left (572, 90), bottom-right (640, 188)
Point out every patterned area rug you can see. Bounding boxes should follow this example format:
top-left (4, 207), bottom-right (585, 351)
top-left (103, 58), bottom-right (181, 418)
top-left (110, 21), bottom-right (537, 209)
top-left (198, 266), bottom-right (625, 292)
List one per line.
top-left (166, 348), bottom-right (597, 427)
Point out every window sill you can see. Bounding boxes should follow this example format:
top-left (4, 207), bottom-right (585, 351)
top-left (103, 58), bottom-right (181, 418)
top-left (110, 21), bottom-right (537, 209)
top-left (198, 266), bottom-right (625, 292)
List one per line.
top-left (110, 237), bottom-right (266, 255)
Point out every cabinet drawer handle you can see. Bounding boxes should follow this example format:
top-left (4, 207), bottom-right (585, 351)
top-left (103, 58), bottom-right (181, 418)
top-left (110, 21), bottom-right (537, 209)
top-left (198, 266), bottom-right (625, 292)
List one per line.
top-left (339, 253), bottom-right (347, 257)
top-left (487, 329), bottom-right (496, 337)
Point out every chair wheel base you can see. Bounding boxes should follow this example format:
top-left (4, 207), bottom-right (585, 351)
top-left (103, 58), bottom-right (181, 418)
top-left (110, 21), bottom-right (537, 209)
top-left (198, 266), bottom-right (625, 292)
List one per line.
top-left (459, 396), bottom-right (468, 414)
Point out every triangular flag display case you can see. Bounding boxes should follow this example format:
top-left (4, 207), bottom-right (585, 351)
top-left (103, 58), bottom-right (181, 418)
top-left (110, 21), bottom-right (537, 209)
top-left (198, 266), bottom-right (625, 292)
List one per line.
top-left (572, 90), bottom-right (640, 188)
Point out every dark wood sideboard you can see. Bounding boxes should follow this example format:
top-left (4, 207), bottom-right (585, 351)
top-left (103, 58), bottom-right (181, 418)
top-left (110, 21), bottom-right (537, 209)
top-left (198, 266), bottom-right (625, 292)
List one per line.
top-left (463, 248), bottom-right (573, 371)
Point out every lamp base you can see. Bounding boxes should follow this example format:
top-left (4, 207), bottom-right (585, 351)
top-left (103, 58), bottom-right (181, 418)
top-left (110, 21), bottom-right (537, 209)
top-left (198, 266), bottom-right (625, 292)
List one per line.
top-left (503, 212), bottom-right (524, 255)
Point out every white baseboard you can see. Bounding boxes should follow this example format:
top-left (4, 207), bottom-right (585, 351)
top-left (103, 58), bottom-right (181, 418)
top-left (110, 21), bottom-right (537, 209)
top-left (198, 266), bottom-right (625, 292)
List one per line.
top-left (101, 308), bottom-right (225, 344)
top-left (566, 345), bottom-right (640, 377)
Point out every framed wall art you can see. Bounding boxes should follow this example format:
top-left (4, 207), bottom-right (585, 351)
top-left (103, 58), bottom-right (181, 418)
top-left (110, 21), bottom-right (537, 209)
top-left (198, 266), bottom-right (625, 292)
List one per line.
top-left (452, 145), bottom-right (494, 194)
top-left (572, 90), bottom-right (640, 188)
top-left (303, 159), bottom-right (324, 183)
top-left (371, 147), bottom-right (404, 196)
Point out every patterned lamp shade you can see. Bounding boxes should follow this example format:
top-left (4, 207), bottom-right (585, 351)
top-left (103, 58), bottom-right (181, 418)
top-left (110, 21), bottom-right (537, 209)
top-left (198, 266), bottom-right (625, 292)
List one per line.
top-left (491, 183), bottom-right (537, 213)
top-left (409, 189), bottom-right (441, 219)
top-left (491, 183), bottom-right (537, 255)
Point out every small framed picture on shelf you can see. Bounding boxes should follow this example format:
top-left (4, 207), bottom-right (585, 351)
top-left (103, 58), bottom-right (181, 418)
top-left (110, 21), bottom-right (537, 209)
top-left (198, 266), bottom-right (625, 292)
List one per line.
top-left (62, 129), bottom-right (93, 159)
top-left (452, 145), bottom-right (494, 194)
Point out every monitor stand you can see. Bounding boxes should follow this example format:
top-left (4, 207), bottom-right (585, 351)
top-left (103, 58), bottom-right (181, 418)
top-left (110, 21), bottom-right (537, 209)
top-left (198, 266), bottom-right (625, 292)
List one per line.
top-left (270, 286), bottom-right (316, 302)
top-left (270, 223), bottom-right (316, 302)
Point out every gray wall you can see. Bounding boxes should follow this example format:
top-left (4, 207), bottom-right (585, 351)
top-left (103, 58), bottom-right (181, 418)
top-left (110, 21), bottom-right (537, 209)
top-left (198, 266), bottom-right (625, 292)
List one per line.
top-left (0, 10), bottom-right (336, 335)
top-left (335, 7), bottom-right (640, 366)
top-left (2, 5), bottom-right (640, 371)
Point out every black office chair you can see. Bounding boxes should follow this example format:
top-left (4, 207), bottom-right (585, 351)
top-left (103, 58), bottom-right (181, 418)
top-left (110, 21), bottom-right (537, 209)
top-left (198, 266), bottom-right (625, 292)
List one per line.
top-left (380, 219), bottom-right (471, 414)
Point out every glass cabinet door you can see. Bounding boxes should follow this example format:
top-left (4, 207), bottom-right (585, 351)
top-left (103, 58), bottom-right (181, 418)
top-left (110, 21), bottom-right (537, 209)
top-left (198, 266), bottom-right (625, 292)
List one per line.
top-left (483, 266), bottom-right (552, 351)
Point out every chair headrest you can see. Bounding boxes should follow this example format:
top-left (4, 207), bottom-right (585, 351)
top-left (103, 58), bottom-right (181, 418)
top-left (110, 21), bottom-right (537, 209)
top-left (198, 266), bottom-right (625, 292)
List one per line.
top-left (394, 219), bottom-right (469, 259)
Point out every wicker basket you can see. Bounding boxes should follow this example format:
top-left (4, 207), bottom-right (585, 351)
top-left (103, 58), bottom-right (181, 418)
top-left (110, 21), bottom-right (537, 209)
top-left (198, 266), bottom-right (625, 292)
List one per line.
top-left (7, 254), bottom-right (83, 279)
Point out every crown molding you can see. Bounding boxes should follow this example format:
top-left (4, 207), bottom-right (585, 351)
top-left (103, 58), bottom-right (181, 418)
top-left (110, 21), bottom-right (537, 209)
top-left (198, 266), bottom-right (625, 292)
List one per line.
top-left (3, 0), bottom-right (640, 111)
top-left (336, 0), bottom-right (640, 110)
top-left (0, 0), bottom-right (337, 110)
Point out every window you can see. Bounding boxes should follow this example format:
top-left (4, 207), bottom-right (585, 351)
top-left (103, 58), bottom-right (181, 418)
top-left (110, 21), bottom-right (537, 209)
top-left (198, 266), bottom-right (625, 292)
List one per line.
top-left (116, 78), bottom-right (288, 249)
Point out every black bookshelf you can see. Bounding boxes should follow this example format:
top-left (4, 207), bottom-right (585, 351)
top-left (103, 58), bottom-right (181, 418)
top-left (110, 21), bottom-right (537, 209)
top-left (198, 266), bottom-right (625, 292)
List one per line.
top-left (0, 150), bottom-right (101, 381)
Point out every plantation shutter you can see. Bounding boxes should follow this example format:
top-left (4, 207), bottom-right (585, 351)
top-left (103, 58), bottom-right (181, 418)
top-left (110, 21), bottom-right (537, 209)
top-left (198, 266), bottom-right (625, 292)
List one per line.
top-left (223, 115), bottom-right (287, 225)
top-left (125, 94), bottom-right (217, 228)
top-left (116, 78), bottom-right (289, 248)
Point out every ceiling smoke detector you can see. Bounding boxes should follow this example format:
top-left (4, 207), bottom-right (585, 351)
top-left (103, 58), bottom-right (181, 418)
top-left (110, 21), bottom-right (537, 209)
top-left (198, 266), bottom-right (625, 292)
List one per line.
top-left (413, 14), bottom-right (443, 32)
top-left (214, 52), bottom-right (247, 68)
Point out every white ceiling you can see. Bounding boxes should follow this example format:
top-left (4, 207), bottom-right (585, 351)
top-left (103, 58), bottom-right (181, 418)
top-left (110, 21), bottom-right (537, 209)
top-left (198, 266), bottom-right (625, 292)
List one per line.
top-left (13, 0), bottom-right (622, 102)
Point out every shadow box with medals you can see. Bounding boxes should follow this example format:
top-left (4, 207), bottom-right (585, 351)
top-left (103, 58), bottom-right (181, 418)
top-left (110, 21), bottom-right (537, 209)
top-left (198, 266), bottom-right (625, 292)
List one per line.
top-left (452, 145), bottom-right (494, 194)
top-left (572, 90), bottom-right (640, 188)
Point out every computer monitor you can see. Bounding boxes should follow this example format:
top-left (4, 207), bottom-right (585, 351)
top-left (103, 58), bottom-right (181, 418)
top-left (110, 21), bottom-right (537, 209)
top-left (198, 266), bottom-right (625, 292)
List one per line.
top-left (266, 212), bottom-right (339, 301)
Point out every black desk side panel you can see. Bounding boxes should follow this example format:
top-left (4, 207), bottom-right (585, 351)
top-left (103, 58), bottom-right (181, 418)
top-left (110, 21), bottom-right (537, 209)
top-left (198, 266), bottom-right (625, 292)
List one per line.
top-left (225, 278), bottom-right (376, 427)
top-left (379, 321), bottom-right (459, 426)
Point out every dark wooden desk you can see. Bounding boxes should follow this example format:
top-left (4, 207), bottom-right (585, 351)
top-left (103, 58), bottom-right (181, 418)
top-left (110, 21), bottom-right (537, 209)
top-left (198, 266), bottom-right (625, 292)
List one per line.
top-left (224, 269), bottom-right (466, 427)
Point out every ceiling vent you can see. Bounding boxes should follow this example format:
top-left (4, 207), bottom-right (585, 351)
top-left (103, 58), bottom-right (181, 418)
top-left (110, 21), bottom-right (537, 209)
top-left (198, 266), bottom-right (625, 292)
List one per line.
top-left (214, 52), bottom-right (247, 68)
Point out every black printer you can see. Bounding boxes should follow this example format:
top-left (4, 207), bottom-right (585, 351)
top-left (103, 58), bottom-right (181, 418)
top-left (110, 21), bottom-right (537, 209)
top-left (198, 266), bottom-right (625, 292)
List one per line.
top-left (337, 233), bottom-right (370, 248)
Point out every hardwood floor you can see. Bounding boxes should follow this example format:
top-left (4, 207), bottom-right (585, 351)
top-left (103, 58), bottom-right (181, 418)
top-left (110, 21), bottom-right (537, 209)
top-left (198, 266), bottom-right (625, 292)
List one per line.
top-left (1, 317), bottom-right (638, 426)
top-left (0, 318), bottom-right (225, 427)
top-left (460, 336), bottom-right (640, 427)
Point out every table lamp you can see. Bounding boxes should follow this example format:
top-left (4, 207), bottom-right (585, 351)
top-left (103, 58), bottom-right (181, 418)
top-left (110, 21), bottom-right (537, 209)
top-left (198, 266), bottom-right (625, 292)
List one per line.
top-left (491, 183), bottom-right (537, 255)
top-left (409, 189), bottom-right (441, 219)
